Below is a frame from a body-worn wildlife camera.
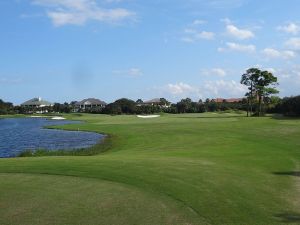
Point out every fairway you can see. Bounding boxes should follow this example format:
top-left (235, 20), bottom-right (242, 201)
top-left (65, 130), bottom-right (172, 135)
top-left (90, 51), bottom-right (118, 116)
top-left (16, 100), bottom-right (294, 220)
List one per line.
top-left (0, 113), bottom-right (300, 225)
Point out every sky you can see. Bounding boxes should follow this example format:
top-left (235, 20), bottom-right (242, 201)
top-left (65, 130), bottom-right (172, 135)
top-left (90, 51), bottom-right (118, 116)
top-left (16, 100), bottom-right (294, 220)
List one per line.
top-left (1, 0), bottom-right (300, 104)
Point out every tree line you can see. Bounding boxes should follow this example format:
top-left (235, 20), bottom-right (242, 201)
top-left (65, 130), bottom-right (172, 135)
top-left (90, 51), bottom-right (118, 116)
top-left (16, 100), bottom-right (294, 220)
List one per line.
top-left (2, 95), bottom-right (299, 116)
top-left (0, 99), bottom-right (13, 114)
top-left (1, 68), bottom-right (299, 116)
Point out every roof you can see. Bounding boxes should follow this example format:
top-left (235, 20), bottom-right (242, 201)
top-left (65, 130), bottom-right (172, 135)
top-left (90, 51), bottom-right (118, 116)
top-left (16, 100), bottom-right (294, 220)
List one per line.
top-left (214, 98), bottom-right (243, 103)
top-left (21, 97), bottom-right (52, 106)
top-left (143, 98), bottom-right (161, 104)
top-left (75, 98), bottom-right (107, 106)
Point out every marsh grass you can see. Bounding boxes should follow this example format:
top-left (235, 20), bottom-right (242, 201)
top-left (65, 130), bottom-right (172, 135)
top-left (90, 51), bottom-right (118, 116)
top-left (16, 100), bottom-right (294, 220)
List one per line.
top-left (18, 135), bottom-right (113, 157)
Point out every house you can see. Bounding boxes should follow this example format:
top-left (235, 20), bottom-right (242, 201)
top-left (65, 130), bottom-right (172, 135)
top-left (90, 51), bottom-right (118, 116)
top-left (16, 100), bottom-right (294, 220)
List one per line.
top-left (213, 98), bottom-right (244, 103)
top-left (142, 98), bottom-right (171, 108)
top-left (21, 97), bottom-right (53, 113)
top-left (75, 98), bottom-right (106, 111)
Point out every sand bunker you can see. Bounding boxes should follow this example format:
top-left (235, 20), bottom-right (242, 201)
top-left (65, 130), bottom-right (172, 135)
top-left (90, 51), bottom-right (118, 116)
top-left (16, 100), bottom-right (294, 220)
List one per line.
top-left (51, 116), bottom-right (66, 120)
top-left (137, 115), bottom-right (160, 118)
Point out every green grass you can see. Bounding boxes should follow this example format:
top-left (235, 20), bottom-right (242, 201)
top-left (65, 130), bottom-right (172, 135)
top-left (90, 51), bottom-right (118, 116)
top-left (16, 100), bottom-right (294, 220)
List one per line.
top-left (0, 113), bottom-right (300, 225)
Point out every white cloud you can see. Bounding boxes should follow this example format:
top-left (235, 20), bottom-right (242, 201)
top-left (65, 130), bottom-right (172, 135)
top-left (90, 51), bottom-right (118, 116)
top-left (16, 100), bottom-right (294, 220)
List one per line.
top-left (32, 0), bottom-right (135, 26)
top-left (226, 24), bottom-right (254, 40)
top-left (277, 67), bottom-right (300, 81)
top-left (262, 48), bottom-right (296, 59)
top-left (196, 31), bottom-right (215, 40)
top-left (277, 23), bottom-right (300, 35)
top-left (203, 80), bottom-right (247, 98)
top-left (272, 66), bottom-right (300, 95)
top-left (113, 68), bottom-right (143, 77)
top-left (285, 38), bottom-right (300, 50)
top-left (181, 20), bottom-right (215, 43)
top-left (162, 80), bottom-right (247, 100)
top-left (0, 77), bottom-right (23, 84)
top-left (201, 68), bottom-right (227, 77)
top-left (128, 68), bottom-right (143, 76)
top-left (182, 29), bottom-right (215, 42)
top-left (219, 42), bottom-right (256, 53)
top-left (182, 30), bottom-right (215, 42)
top-left (192, 19), bottom-right (206, 25)
top-left (221, 17), bottom-right (232, 25)
top-left (166, 82), bottom-right (198, 95)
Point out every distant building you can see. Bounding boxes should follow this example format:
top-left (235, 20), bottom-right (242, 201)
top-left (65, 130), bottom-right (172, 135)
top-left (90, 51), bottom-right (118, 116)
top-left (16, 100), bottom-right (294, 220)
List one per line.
top-left (75, 98), bottom-right (107, 111)
top-left (21, 97), bottom-right (53, 113)
top-left (213, 98), bottom-right (244, 103)
top-left (142, 98), bottom-right (171, 108)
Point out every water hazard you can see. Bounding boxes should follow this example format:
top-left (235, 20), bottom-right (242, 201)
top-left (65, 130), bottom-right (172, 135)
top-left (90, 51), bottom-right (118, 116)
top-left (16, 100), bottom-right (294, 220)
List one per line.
top-left (0, 118), bottom-right (104, 158)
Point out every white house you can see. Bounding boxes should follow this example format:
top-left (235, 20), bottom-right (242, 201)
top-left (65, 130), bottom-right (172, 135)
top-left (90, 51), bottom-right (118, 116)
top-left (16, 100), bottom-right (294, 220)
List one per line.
top-left (21, 97), bottom-right (53, 113)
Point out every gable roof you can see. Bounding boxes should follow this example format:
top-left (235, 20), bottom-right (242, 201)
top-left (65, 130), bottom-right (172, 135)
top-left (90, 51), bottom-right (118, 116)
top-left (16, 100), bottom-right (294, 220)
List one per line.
top-left (21, 97), bottom-right (52, 106)
top-left (214, 98), bottom-right (243, 103)
top-left (143, 98), bottom-right (161, 104)
top-left (75, 98), bottom-right (107, 106)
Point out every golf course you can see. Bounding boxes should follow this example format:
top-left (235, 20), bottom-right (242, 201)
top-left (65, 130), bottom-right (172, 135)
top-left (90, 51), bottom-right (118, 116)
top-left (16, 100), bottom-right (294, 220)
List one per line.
top-left (0, 113), bottom-right (299, 225)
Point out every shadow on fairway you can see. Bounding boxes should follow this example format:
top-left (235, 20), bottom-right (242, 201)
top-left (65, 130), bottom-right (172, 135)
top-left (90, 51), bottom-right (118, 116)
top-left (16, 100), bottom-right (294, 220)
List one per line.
top-left (275, 213), bottom-right (300, 223)
top-left (176, 115), bottom-right (245, 119)
top-left (271, 114), bottom-right (300, 120)
top-left (272, 171), bottom-right (300, 177)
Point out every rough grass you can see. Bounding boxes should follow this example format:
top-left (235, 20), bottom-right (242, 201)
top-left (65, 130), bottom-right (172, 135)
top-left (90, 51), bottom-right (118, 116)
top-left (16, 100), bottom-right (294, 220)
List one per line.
top-left (0, 112), bottom-right (300, 225)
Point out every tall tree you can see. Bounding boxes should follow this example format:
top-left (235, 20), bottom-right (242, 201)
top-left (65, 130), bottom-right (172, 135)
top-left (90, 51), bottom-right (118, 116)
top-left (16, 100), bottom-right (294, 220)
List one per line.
top-left (241, 68), bottom-right (260, 116)
top-left (241, 68), bottom-right (279, 117)
top-left (256, 71), bottom-right (279, 116)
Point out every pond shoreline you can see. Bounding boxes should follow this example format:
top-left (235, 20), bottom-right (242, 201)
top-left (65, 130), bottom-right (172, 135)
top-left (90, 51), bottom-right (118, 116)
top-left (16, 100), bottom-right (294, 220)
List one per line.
top-left (0, 117), bottom-right (107, 158)
top-left (18, 134), bottom-right (112, 157)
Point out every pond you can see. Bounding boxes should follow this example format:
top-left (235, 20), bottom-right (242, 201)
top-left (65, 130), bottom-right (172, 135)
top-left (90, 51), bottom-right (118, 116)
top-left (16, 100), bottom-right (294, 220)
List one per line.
top-left (0, 118), bottom-right (104, 158)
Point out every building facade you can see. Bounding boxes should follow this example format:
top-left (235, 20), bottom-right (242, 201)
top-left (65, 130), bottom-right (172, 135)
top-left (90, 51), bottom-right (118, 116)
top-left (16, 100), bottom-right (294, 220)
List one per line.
top-left (75, 98), bottom-right (107, 112)
top-left (21, 97), bottom-right (53, 113)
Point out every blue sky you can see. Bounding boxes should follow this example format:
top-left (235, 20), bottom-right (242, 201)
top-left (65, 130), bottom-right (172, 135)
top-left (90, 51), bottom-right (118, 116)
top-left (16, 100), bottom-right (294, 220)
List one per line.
top-left (1, 0), bottom-right (300, 104)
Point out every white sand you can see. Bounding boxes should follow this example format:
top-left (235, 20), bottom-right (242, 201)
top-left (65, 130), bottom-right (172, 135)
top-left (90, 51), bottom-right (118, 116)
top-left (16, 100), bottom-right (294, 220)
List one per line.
top-left (30, 116), bottom-right (48, 118)
top-left (51, 116), bottom-right (66, 120)
top-left (137, 115), bottom-right (160, 118)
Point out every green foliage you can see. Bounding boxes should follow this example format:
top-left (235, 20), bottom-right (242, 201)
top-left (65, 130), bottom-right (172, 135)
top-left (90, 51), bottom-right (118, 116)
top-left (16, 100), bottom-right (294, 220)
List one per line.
top-left (277, 96), bottom-right (300, 116)
top-left (53, 102), bottom-right (72, 113)
top-left (241, 68), bottom-right (279, 116)
top-left (114, 98), bottom-right (137, 114)
top-left (0, 99), bottom-right (13, 114)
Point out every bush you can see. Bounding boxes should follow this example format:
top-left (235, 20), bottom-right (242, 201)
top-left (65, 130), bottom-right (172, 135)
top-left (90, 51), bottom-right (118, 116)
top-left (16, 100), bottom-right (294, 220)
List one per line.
top-left (279, 96), bottom-right (300, 116)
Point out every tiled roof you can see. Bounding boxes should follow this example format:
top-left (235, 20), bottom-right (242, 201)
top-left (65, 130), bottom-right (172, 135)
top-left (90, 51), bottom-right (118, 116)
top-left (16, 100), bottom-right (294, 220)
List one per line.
top-left (21, 97), bottom-right (52, 106)
top-left (75, 98), bottom-right (107, 105)
top-left (143, 98), bottom-right (161, 104)
top-left (214, 98), bottom-right (243, 103)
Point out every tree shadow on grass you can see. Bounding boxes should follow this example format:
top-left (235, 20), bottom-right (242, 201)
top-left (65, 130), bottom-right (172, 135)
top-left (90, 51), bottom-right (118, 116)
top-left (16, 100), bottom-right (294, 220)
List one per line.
top-left (175, 115), bottom-right (246, 119)
top-left (273, 172), bottom-right (300, 223)
top-left (272, 171), bottom-right (300, 177)
top-left (275, 213), bottom-right (300, 223)
top-left (271, 114), bottom-right (300, 120)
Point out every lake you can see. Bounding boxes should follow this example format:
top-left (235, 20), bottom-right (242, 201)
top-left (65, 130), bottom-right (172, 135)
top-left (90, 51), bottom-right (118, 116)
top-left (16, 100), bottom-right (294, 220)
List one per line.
top-left (0, 118), bottom-right (104, 158)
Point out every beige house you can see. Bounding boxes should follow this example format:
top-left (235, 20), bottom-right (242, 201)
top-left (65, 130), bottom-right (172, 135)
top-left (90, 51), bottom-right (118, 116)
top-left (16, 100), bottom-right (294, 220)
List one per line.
top-left (75, 98), bottom-right (106, 111)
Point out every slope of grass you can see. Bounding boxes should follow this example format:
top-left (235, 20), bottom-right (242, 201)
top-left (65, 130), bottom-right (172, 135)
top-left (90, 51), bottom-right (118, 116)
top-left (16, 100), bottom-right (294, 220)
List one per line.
top-left (0, 113), bottom-right (300, 225)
